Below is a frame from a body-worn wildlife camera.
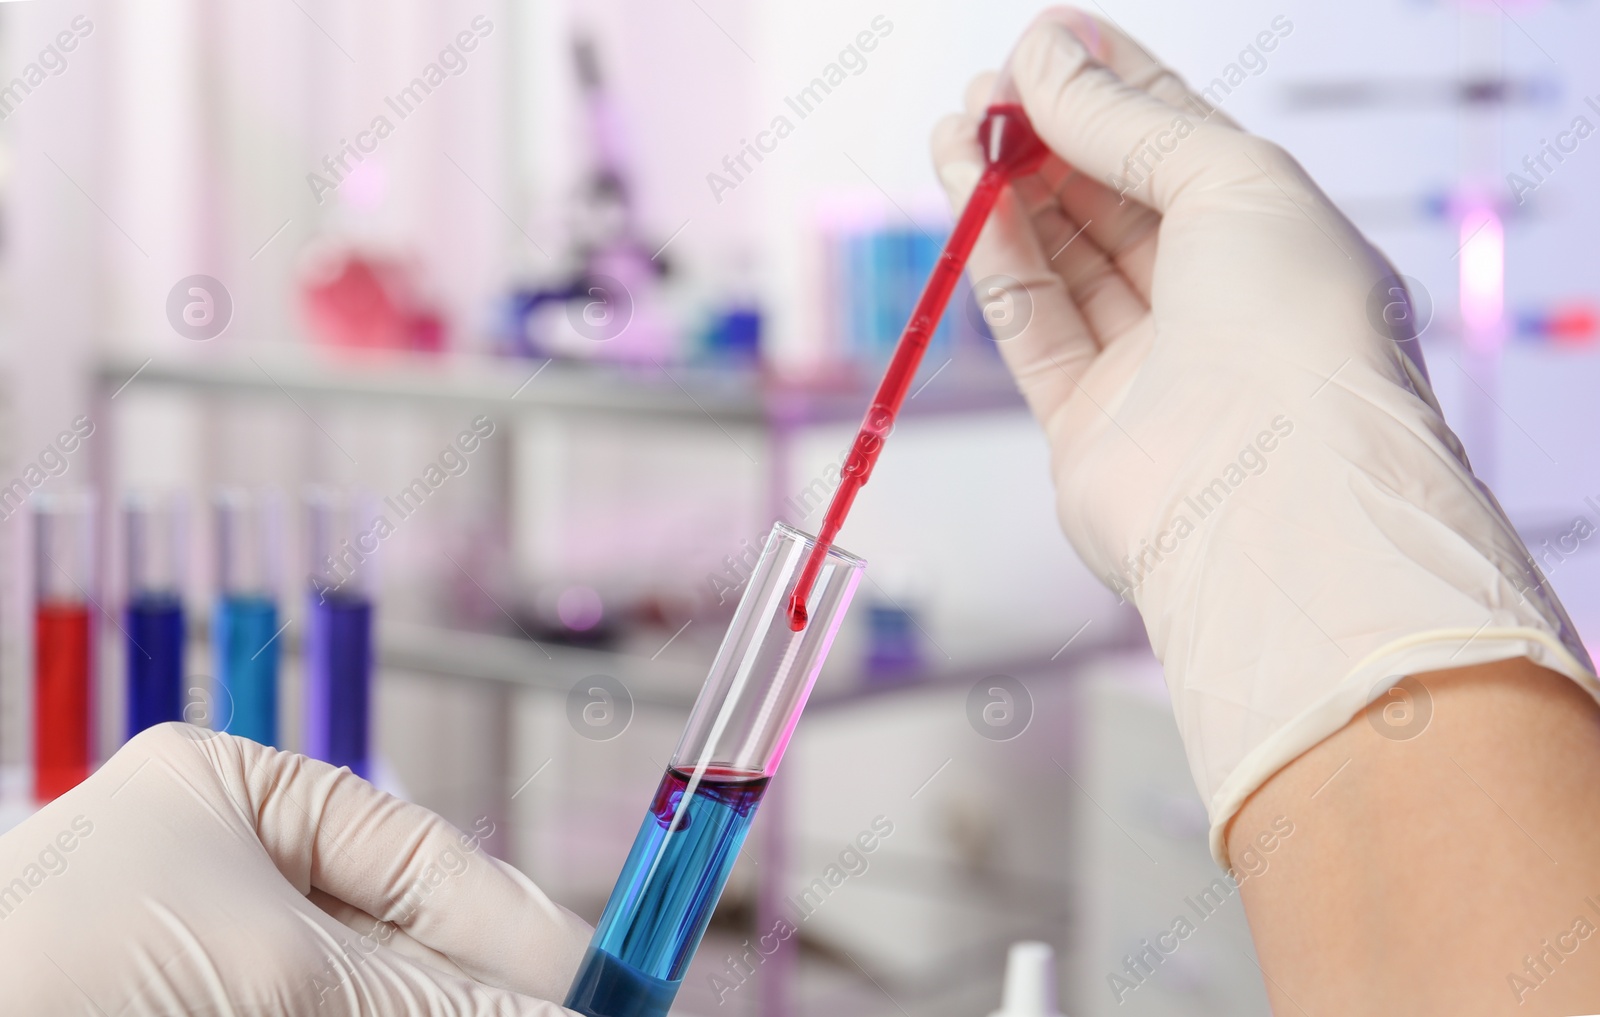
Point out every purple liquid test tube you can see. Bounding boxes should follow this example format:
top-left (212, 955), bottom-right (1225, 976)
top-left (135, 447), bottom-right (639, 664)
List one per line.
top-left (303, 490), bottom-right (374, 778)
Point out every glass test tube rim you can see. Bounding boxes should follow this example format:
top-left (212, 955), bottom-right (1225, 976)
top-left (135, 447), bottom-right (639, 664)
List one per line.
top-left (769, 519), bottom-right (867, 570)
top-left (303, 486), bottom-right (379, 596)
top-left (123, 490), bottom-right (188, 598)
top-left (214, 486), bottom-right (284, 596)
top-left (33, 490), bottom-right (95, 601)
top-left (668, 520), bottom-right (865, 782)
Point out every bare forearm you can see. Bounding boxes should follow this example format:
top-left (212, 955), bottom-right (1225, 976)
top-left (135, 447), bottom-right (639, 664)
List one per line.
top-left (1232, 657), bottom-right (1600, 1014)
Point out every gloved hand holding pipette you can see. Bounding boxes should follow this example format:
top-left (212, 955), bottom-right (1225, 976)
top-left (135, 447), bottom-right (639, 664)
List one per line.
top-left (934, 8), bottom-right (1600, 1013)
top-left (0, 723), bottom-right (590, 1015)
top-left (935, 1), bottom-right (1596, 867)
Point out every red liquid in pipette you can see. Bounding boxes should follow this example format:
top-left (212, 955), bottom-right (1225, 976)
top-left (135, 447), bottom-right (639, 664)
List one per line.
top-left (787, 104), bottom-right (1046, 630)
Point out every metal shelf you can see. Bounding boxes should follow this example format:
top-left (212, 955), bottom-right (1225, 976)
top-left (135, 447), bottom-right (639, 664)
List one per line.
top-left (97, 348), bottom-right (1024, 427)
top-left (94, 347), bottom-right (1074, 714)
top-left (378, 621), bottom-right (704, 709)
top-left (379, 621), bottom-right (1083, 712)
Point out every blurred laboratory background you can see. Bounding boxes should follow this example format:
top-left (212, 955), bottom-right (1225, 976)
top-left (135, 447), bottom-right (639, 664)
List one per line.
top-left (1, 0), bottom-right (1598, 1013)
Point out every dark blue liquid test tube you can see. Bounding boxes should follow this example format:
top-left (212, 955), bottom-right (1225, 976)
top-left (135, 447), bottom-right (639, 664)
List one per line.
top-left (124, 495), bottom-right (186, 738)
top-left (126, 592), bottom-right (184, 735)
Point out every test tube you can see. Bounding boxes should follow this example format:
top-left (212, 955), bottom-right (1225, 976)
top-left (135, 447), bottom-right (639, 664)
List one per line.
top-left (303, 489), bottom-right (374, 778)
top-left (34, 492), bottom-right (94, 801)
top-left (565, 521), bottom-right (865, 1017)
top-left (214, 489), bottom-right (282, 745)
top-left (124, 493), bottom-right (186, 738)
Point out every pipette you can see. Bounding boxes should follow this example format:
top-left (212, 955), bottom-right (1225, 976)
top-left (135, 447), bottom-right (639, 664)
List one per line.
top-left (786, 75), bottom-right (1047, 630)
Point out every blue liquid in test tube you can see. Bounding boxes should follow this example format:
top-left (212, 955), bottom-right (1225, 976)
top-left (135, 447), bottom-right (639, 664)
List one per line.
top-left (565, 523), bottom-right (864, 1017)
top-left (214, 594), bottom-right (279, 744)
top-left (125, 495), bottom-right (186, 738)
top-left (568, 767), bottom-right (768, 1015)
top-left (214, 491), bottom-right (283, 744)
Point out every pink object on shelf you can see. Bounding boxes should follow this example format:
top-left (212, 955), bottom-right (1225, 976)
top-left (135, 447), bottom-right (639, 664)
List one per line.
top-left (300, 251), bottom-right (447, 353)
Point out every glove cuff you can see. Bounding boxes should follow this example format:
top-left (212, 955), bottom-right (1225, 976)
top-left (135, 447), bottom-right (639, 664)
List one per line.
top-left (1206, 626), bottom-right (1600, 867)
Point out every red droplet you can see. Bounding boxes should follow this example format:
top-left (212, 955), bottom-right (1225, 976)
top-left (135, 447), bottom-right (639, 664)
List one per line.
top-left (787, 595), bottom-right (808, 632)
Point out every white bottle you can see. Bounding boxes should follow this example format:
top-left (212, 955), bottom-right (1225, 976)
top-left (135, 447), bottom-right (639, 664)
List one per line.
top-left (987, 941), bottom-right (1067, 1017)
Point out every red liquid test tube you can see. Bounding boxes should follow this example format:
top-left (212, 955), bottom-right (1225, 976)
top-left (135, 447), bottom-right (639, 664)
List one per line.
top-left (34, 492), bottom-right (94, 801)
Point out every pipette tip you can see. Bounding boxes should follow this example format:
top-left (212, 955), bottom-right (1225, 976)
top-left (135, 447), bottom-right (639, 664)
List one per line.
top-left (785, 597), bottom-right (808, 632)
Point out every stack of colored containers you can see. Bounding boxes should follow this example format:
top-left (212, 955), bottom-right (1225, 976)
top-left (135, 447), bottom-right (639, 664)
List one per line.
top-left (27, 484), bottom-right (380, 799)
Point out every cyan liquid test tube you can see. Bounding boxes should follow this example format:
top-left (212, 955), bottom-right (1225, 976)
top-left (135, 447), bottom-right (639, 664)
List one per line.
top-left (303, 490), bottom-right (374, 778)
top-left (213, 489), bottom-right (282, 745)
top-left (124, 493), bottom-right (186, 738)
top-left (34, 491), bottom-right (94, 801)
top-left (565, 522), bottom-right (865, 1017)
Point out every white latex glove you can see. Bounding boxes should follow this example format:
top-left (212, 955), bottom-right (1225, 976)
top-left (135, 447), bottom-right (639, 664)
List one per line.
top-left (932, 9), bottom-right (1598, 864)
top-left (0, 723), bottom-right (590, 1015)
